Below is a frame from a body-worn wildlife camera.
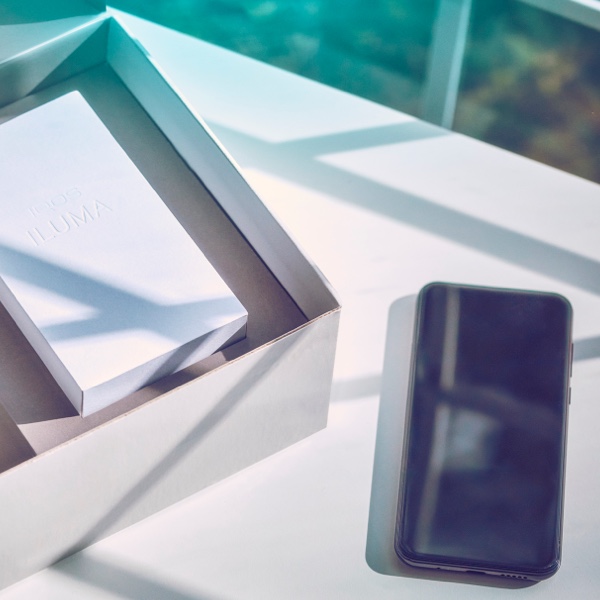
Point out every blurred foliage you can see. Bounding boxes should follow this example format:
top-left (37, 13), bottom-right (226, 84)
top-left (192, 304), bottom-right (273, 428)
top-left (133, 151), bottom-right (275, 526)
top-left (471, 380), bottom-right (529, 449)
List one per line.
top-left (111, 0), bottom-right (600, 183)
top-left (456, 0), bottom-right (600, 183)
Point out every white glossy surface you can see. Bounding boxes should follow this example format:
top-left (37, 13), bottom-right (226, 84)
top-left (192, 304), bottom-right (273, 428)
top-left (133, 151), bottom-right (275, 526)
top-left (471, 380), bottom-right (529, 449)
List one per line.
top-left (2, 10), bottom-right (600, 598)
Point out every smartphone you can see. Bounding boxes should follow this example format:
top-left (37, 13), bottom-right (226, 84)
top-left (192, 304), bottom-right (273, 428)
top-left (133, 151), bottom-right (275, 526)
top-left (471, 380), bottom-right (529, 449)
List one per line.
top-left (395, 282), bottom-right (573, 580)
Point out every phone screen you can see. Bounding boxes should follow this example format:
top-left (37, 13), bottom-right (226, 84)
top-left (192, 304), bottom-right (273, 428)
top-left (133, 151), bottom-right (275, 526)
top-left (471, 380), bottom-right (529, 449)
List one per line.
top-left (396, 283), bottom-right (572, 578)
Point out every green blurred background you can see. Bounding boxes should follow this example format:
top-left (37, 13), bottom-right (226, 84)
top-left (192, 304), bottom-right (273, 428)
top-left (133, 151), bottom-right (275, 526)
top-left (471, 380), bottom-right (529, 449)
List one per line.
top-left (111, 0), bottom-right (600, 184)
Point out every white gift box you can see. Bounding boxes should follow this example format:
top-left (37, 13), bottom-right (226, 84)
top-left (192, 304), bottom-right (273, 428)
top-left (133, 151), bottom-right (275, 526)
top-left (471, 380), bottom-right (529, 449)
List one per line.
top-left (0, 1), bottom-right (340, 589)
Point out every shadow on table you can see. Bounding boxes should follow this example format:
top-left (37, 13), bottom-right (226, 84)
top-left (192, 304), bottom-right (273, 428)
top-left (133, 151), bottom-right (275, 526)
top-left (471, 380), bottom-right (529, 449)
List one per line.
top-left (364, 295), bottom-right (537, 589)
top-left (55, 553), bottom-right (218, 600)
top-left (208, 119), bottom-right (600, 300)
top-left (573, 335), bottom-right (600, 361)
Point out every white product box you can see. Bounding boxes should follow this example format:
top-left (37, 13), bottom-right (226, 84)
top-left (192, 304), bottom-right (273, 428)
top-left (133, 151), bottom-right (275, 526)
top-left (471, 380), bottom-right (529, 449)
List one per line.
top-left (0, 91), bottom-right (247, 416)
top-left (0, 1), bottom-right (340, 590)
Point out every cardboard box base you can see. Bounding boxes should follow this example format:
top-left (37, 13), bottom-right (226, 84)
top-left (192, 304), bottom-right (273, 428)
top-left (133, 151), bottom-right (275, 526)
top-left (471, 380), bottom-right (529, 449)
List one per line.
top-left (0, 56), bottom-right (308, 452)
top-left (0, 14), bottom-right (340, 589)
top-left (0, 309), bottom-right (339, 588)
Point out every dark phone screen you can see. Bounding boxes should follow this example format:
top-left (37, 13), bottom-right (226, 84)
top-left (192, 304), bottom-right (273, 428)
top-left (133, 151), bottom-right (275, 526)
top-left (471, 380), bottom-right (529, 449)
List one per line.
top-left (397, 284), bottom-right (571, 574)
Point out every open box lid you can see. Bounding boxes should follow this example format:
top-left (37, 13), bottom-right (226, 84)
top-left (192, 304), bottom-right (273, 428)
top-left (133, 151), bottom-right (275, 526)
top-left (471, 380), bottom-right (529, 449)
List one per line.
top-left (0, 0), bottom-right (105, 64)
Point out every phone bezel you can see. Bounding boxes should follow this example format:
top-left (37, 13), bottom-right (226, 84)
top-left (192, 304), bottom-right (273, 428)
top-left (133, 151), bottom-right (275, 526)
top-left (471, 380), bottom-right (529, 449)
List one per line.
top-left (394, 282), bottom-right (573, 581)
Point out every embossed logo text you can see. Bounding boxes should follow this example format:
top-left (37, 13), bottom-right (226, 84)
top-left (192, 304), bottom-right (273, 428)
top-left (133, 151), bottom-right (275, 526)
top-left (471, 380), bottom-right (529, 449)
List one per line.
top-left (27, 198), bottom-right (112, 246)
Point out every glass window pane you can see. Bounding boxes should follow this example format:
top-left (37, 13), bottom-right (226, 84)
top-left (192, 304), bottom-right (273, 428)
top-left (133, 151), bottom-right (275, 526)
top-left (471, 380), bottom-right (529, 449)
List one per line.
top-left (455, 0), bottom-right (600, 183)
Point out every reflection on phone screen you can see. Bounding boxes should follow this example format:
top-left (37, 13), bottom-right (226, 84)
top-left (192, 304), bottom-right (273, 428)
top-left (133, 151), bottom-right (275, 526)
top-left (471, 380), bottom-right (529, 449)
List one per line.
top-left (399, 284), bottom-right (571, 576)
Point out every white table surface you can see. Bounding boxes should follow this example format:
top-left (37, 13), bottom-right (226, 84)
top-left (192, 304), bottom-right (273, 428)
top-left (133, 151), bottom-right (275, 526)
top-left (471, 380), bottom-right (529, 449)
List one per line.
top-left (3, 9), bottom-right (600, 599)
